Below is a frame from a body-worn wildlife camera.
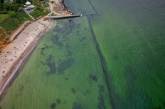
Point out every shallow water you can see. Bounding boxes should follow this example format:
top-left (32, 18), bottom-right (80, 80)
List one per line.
top-left (0, 0), bottom-right (165, 109)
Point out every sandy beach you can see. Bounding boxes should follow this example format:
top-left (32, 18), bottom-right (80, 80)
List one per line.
top-left (0, 18), bottom-right (54, 96)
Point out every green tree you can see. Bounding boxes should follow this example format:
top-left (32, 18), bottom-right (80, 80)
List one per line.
top-left (0, 0), bottom-right (4, 4)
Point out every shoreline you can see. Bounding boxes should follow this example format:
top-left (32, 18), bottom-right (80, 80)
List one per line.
top-left (0, 0), bottom-right (72, 98)
top-left (0, 17), bottom-right (54, 97)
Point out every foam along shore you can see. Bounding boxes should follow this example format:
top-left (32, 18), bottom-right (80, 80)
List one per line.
top-left (0, 18), bottom-right (53, 96)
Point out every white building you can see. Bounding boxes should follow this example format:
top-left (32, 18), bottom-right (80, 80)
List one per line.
top-left (24, 1), bottom-right (35, 13)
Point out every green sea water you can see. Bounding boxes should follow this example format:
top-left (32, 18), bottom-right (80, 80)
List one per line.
top-left (0, 0), bottom-right (165, 109)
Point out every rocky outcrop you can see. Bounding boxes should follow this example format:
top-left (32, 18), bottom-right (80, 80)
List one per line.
top-left (49, 0), bottom-right (72, 16)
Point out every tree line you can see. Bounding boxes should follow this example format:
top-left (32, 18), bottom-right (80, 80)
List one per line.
top-left (0, 0), bottom-right (28, 4)
top-left (0, 3), bottom-right (22, 12)
top-left (0, 0), bottom-right (32, 12)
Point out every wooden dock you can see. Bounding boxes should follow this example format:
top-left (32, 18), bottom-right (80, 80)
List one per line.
top-left (47, 14), bottom-right (82, 20)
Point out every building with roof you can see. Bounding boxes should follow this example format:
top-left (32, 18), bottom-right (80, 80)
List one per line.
top-left (24, 1), bottom-right (35, 13)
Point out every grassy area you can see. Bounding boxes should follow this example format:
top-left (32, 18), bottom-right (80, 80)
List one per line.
top-left (0, 11), bottom-right (29, 33)
top-left (31, 7), bottom-right (48, 18)
top-left (0, 14), bottom-right (9, 23)
top-left (0, 9), bottom-right (46, 34)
